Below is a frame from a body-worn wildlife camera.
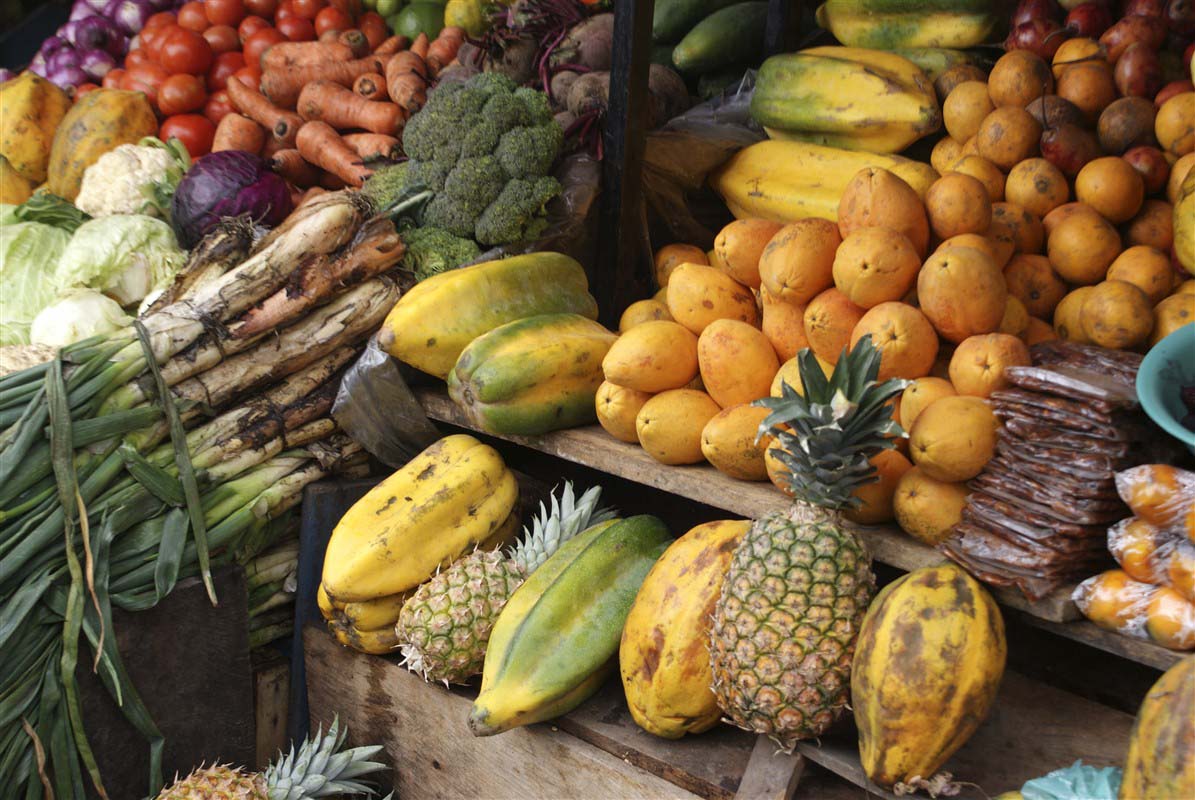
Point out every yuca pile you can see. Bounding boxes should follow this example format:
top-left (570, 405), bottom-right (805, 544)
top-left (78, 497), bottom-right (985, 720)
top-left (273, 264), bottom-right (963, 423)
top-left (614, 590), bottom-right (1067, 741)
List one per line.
top-left (0, 189), bottom-right (405, 798)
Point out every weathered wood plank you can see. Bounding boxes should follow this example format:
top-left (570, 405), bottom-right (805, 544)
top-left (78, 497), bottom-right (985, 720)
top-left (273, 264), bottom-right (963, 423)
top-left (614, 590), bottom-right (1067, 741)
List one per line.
top-left (735, 737), bottom-right (805, 800)
top-left (255, 660), bottom-right (291, 769)
top-left (305, 627), bottom-right (702, 800)
top-left (416, 389), bottom-right (1082, 626)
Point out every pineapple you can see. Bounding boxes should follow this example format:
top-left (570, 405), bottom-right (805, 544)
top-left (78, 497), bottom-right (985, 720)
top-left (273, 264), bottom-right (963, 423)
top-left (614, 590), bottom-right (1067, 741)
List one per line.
top-left (158, 717), bottom-right (388, 799)
top-left (396, 482), bottom-right (616, 684)
top-left (709, 337), bottom-right (906, 751)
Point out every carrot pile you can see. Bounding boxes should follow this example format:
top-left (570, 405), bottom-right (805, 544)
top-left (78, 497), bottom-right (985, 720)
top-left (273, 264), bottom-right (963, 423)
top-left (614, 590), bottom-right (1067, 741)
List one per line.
top-left (218, 23), bottom-right (465, 194)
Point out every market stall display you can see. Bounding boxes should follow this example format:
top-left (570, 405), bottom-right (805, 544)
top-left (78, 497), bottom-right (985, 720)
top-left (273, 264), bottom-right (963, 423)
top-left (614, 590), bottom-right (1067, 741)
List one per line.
top-left (2, 0), bottom-right (1195, 796)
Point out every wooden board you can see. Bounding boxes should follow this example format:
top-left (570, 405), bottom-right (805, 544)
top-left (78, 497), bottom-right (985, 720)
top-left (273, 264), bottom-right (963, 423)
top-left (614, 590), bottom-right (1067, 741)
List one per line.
top-left (797, 671), bottom-right (1136, 799)
top-left (416, 390), bottom-right (1085, 625)
top-left (255, 659), bottom-right (291, 769)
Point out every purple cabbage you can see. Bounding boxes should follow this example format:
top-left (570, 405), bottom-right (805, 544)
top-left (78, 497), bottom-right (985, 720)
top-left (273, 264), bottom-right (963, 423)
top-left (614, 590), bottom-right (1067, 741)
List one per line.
top-left (171, 151), bottom-right (293, 248)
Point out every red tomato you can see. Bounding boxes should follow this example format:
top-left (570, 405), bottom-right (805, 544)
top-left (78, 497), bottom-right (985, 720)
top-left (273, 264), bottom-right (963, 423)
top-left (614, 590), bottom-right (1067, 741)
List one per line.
top-left (244, 28), bottom-right (287, 66)
top-left (121, 63), bottom-right (170, 107)
top-left (277, 15), bottom-right (315, 40)
top-left (161, 27), bottom-right (214, 75)
top-left (204, 89), bottom-right (234, 124)
top-left (177, 1), bottom-right (210, 31)
top-left (231, 65), bottom-right (262, 89)
top-left (203, 24), bottom-right (240, 54)
top-left (207, 51), bottom-right (246, 91)
top-left (124, 48), bottom-right (151, 68)
top-left (159, 73), bottom-right (208, 115)
top-left (238, 15), bottom-right (271, 43)
top-left (313, 6), bottom-right (351, 35)
top-left (141, 23), bottom-right (178, 62)
top-left (356, 11), bottom-right (385, 48)
top-left (244, 0), bottom-right (278, 16)
top-left (144, 11), bottom-right (178, 30)
top-left (102, 68), bottom-right (125, 89)
top-left (161, 114), bottom-right (216, 158)
top-left (292, 0), bottom-right (326, 20)
top-left (328, 0), bottom-right (362, 18)
top-left (205, 0), bottom-right (247, 26)
top-left (75, 82), bottom-right (101, 96)
top-left (275, 0), bottom-right (297, 20)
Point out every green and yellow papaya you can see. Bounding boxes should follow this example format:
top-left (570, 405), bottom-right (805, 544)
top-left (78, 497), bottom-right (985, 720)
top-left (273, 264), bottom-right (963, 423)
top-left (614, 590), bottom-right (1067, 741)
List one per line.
top-left (448, 313), bottom-right (617, 436)
top-left (378, 252), bottom-right (599, 379)
top-left (815, 0), bottom-right (999, 51)
top-left (469, 516), bottom-right (671, 736)
top-left (1121, 656), bottom-right (1195, 799)
top-left (47, 88), bottom-right (158, 201)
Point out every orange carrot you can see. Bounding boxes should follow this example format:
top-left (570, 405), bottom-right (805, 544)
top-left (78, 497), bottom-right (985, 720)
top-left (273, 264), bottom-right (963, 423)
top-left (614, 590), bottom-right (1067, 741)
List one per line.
top-left (270, 148), bottom-right (321, 187)
top-left (373, 35), bottom-right (408, 56)
top-left (227, 75), bottom-right (304, 147)
top-left (427, 26), bottom-right (465, 76)
top-left (339, 29), bottom-right (370, 58)
top-left (319, 170), bottom-right (348, 190)
top-left (297, 121), bottom-right (372, 187)
top-left (298, 80), bottom-right (404, 135)
top-left (385, 50), bottom-right (428, 112)
top-left (260, 40), bottom-right (355, 71)
top-left (212, 113), bottom-right (266, 153)
top-left (352, 72), bottom-right (387, 100)
top-left (410, 32), bottom-right (429, 60)
top-left (260, 135), bottom-right (287, 159)
top-left (342, 133), bottom-right (402, 161)
top-left (260, 56), bottom-right (385, 108)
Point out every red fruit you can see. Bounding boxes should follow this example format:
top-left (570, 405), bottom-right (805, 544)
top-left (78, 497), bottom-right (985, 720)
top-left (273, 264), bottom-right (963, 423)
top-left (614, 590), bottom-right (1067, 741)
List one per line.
top-left (160, 27), bottom-right (214, 75)
top-left (1007, 18), bottom-right (1072, 59)
top-left (1100, 15), bottom-right (1167, 61)
top-left (160, 114), bottom-right (216, 158)
top-left (1169, 0), bottom-right (1195, 37)
top-left (1155, 79), bottom-right (1194, 106)
top-left (1041, 123), bottom-right (1104, 177)
top-left (1066, 2), bottom-right (1114, 36)
top-left (1123, 0), bottom-right (1165, 15)
top-left (1116, 42), bottom-right (1165, 97)
top-left (1014, 0), bottom-right (1064, 26)
top-left (1123, 145), bottom-right (1171, 194)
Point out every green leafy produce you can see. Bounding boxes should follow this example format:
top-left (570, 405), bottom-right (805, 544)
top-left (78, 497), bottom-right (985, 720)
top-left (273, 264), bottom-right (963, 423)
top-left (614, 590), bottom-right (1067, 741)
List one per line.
top-left (54, 214), bottom-right (186, 308)
top-left (0, 218), bottom-right (70, 345)
top-left (398, 73), bottom-right (563, 247)
top-left (399, 225), bottom-right (482, 281)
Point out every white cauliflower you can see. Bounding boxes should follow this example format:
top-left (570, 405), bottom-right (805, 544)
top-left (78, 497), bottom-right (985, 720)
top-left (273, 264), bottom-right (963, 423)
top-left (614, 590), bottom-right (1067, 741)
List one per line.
top-left (75, 138), bottom-right (189, 219)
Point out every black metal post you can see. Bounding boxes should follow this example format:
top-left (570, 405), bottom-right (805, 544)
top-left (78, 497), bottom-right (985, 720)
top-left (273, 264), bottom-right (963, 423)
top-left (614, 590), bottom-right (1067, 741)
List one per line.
top-left (766, 0), bottom-right (817, 55)
top-left (597, 0), bottom-right (656, 328)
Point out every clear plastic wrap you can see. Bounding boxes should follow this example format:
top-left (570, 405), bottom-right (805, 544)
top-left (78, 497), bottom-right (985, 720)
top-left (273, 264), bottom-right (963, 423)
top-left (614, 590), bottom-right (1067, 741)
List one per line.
top-left (1073, 569), bottom-right (1195, 650)
top-left (1115, 464), bottom-right (1195, 538)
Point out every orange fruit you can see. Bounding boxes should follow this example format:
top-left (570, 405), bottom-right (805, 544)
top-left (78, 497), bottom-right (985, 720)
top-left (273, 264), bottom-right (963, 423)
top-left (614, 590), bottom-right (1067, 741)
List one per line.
top-left (1155, 92), bottom-right (1195, 156)
top-left (1145, 587), bottom-right (1195, 650)
top-left (985, 219), bottom-right (1018, 268)
top-left (909, 395), bottom-right (998, 482)
top-left (714, 219), bottom-right (784, 290)
top-left (1168, 153), bottom-right (1195, 203)
top-left (837, 167), bottom-right (931, 257)
top-left (992, 202), bottom-right (1045, 253)
top-left (1076, 570), bottom-right (1150, 630)
top-left (931, 136), bottom-right (966, 175)
top-left (758, 218), bottom-right (842, 305)
top-left (1005, 158), bottom-right (1070, 219)
top-left (804, 288), bottom-right (866, 364)
top-left (1108, 517), bottom-right (1165, 584)
top-left (938, 232), bottom-right (1008, 269)
top-left (1004, 253), bottom-right (1068, 319)
top-left (1056, 61), bottom-right (1117, 124)
top-left (1075, 156), bottom-right (1146, 223)
top-left (918, 245), bottom-right (1008, 343)
top-left (949, 155), bottom-right (1006, 202)
top-left (1168, 542), bottom-right (1195, 603)
top-left (893, 466), bottom-right (970, 545)
top-left (1053, 286), bottom-right (1097, 343)
top-left (948, 333), bottom-right (1032, 397)
top-left (760, 289), bottom-right (809, 362)
top-left (988, 50), bottom-right (1054, 107)
top-left (1047, 210), bottom-right (1122, 284)
top-left (1106, 245), bottom-right (1176, 304)
top-left (1023, 316), bottom-right (1058, 345)
top-left (845, 448), bottom-right (913, 525)
top-left (595, 381), bottom-right (653, 443)
top-left (1042, 201), bottom-right (1101, 236)
top-left (1079, 279), bottom-right (1154, 349)
top-left (618, 299), bottom-right (672, 332)
top-left (1052, 37), bottom-right (1105, 79)
top-left (1122, 199), bottom-right (1175, 252)
top-left (926, 173), bottom-right (994, 239)
top-left (1118, 464), bottom-right (1195, 527)
top-left (976, 106), bottom-right (1043, 170)
top-left (1152, 292), bottom-right (1195, 345)
top-left (943, 81), bottom-right (994, 142)
top-left (899, 377), bottom-right (957, 431)
top-left (849, 301), bottom-right (939, 381)
top-left (999, 295), bottom-right (1031, 338)
top-left (770, 354), bottom-right (833, 398)
top-left (655, 244), bottom-right (707, 287)
top-left (832, 227), bottom-right (923, 308)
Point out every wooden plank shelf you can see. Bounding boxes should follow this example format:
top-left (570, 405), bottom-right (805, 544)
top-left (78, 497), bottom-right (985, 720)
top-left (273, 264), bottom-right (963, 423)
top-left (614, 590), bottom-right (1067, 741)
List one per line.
top-left (414, 388), bottom-right (1184, 671)
top-left (304, 626), bottom-right (1135, 800)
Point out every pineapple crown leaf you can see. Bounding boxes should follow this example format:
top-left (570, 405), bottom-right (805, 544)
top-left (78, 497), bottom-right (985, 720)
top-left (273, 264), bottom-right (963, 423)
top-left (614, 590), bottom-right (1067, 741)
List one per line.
top-left (264, 715), bottom-right (389, 800)
top-left (753, 336), bottom-right (910, 511)
top-left (507, 481), bottom-right (617, 573)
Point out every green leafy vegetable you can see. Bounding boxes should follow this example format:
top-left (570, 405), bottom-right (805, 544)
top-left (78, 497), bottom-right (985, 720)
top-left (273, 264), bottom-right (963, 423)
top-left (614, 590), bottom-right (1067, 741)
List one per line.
top-left (0, 220), bottom-right (70, 345)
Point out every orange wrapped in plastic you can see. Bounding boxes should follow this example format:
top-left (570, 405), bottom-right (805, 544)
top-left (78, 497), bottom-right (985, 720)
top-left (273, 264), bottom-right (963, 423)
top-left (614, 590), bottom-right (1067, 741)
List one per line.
top-left (1107, 517), bottom-right (1169, 584)
top-left (1073, 569), bottom-right (1195, 651)
top-left (1165, 541), bottom-right (1195, 603)
top-left (1115, 465), bottom-right (1195, 539)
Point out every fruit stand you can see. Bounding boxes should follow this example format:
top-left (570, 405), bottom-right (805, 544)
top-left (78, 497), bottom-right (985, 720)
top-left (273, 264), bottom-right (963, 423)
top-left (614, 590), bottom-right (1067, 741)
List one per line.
top-left (1, 0), bottom-right (1194, 798)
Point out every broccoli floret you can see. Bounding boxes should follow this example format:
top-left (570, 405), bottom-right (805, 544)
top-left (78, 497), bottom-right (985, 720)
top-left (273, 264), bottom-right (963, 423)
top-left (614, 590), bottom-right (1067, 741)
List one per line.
top-left (443, 156), bottom-right (505, 209)
top-left (423, 194), bottom-right (480, 239)
top-left (483, 92), bottom-right (531, 132)
top-left (404, 160), bottom-right (449, 192)
top-left (495, 123), bottom-right (565, 179)
top-left (515, 87), bottom-right (554, 126)
top-left (400, 112), bottom-right (435, 162)
top-left (361, 162), bottom-right (412, 209)
top-left (474, 176), bottom-right (562, 246)
top-left (470, 72), bottom-right (518, 97)
top-left (400, 226), bottom-right (482, 282)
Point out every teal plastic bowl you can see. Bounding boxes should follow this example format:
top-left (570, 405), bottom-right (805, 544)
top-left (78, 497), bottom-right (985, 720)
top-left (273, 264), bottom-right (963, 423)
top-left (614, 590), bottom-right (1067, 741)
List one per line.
top-left (1137, 322), bottom-right (1195, 453)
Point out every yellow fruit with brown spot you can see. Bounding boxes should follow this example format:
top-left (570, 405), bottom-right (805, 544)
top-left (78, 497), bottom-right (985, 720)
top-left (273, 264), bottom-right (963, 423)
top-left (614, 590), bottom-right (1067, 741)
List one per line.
top-left (1023, 316), bottom-right (1057, 345)
top-left (698, 319), bottom-right (780, 408)
top-left (948, 333), bottom-right (1031, 398)
top-left (1075, 156), bottom-right (1145, 224)
top-left (931, 137), bottom-right (966, 175)
top-left (636, 389), bottom-right (722, 465)
top-left (655, 244), bottom-right (708, 287)
top-left (918, 245), bottom-right (1008, 344)
top-left (1005, 158), bottom-right (1069, 219)
top-left (852, 563), bottom-right (1006, 789)
top-left (715, 219), bottom-right (784, 289)
top-left (759, 218), bottom-right (842, 305)
top-left (596, 381), bottom-right (653, 443)
top-left (1047, 210), bottom-right (1122, 285)
top-left (845, 448), bottom-right (913, 525)
top-left (909, 396), bottom-right (998, 482)
top-left (1120, 654), bottom-right (1195, 800)
top-left (761, 289), bottom-right (809, 362)
top-left (894, 467), bottom-right (969, 545)
top-left (926, 172), bottom-right (994, 239)
top-left (899, 377), bottom-right (957, 431)
top-left (1123, 199), bottom-right (1174, 253)
top-left (619, 299), bottom-right (672, 332)
top-left (949, 155), bottom-right (1005, 203)
top-left (837, 167), bottom-right (931, 257)
top-left (1152, 292), bottom-right (1195, 345)
top-left (943, 81), bottom-right (993, 143)
top-left (833, 227), bottom-right (923, 309)
top-left (938, 232), bottom-right (1008, 270)
top-left (620, 520), bottom-right (749, 739)
top-left (666, 263), bottom-right (760, 334)
top-left (701, 405), bottom-right (772, 481)
top-left (999, 296), bottom-right (1030, 338)
top-left (992, 202), bottom-right (1045, 254)
top-left (603, 320), bottom-right (698, 393)
top-left (1054, 286), bottom-right (1097, 343)
top-left (1106, 246), bottom-right (1175, 305)
top-left (1155, 92), bottom-right (1195, 156)
top-left (805, 287), bottom-right (868, 363)
top-left (850, 302), bottom-right (939, 381)
top-left (0, 72), bottom-right (71, 184)
top-left (976, 106), bottom-right (1042, 171)
top-left (1004, 252), bottom-right (1067, 319)
top-left (1079, 279), bottom-right (1154, 350)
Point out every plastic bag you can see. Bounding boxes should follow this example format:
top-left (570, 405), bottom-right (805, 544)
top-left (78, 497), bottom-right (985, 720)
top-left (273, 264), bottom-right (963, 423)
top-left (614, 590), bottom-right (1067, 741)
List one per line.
top-left (1107, 517), bottom-right (1195, 602)
top-left (1115, 464), bottom-right (1195, 537)
top-left (641, 72), bottom-right (764, 251)
top-left (1073, 569), bottom-right (1195, 651)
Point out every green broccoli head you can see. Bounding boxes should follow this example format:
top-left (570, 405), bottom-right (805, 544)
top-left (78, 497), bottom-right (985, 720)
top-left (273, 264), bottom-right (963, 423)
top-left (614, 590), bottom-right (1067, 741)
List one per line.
top-left (400, 225), bottom-right (482, 282)
top-left (474, 176), bottom-right (562, 246)
top-left (403, 160), bottom-right (449, 193)
top-left (361, 161), bottom-right (412, 209)
top-left (495, 122), bottom-right (565, 179)
top-left (515, 87), bottom-right (554, 126)
top-left (443, 156), bottom-right (505, 208)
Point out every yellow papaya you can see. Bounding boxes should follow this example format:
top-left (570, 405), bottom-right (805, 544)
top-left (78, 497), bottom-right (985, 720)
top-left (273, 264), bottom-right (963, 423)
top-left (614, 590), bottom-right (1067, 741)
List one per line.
top-left (47, 88), bottom-right (157, 201)
top-left (1121, 656), bottom-right (1195, 799)
top-left (0, 72), bottom-right (71, 184)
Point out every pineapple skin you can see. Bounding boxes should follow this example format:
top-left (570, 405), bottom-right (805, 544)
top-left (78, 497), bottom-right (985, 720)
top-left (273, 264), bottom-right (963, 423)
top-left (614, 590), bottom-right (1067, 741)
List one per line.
top-left (157, 765), bottom-right (267, 800)
top-left (709, 505), bottom-right (875, 751)
top-left (396, 549), bottom-right (523, 684)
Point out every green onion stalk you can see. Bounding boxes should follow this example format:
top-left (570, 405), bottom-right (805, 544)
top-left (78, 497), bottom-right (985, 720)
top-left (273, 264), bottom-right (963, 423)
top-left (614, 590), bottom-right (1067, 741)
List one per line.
top-left (0, 192), bottom-right (403, 799)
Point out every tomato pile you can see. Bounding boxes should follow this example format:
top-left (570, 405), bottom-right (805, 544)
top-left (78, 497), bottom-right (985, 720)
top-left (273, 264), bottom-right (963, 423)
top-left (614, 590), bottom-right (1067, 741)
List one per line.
top-left (100, 0), bottom-right (386, 158)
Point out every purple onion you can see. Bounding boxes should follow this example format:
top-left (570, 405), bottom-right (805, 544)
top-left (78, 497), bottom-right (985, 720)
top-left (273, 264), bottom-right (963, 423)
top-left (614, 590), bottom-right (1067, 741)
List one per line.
top-left (69, 2), bottom-right (100, 21)
top-left (80, 49), bottom-right (116, 81)
top-left (46, 64), bottom-right (88, 89)
top-left (30, 52), bottom-right (48, 72)
top-left (48, 47), bottom-right (81, 73)
top-left (40, 35), bottom-right (71, 56)
top-left (0, 69), bottom-right (15, 84)
top-left (105, 0), bottom-right (155, 36)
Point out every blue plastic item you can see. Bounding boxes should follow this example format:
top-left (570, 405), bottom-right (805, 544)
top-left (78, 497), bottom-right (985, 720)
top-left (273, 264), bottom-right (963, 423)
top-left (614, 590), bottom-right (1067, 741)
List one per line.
top-left (1137, 322), bottom-right (1195, 454)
